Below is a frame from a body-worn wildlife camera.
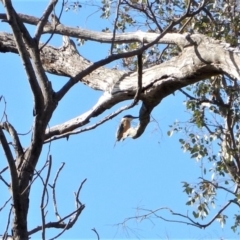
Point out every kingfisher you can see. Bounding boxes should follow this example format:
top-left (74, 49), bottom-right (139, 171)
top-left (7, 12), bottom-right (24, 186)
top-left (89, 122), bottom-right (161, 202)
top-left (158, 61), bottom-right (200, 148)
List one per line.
top-left (115, 115), bottom-right (138, 145)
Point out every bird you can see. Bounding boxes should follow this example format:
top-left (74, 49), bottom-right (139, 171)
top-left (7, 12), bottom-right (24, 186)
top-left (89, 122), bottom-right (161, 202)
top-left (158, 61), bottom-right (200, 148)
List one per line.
top-left (114, 115), bottom-right (138, 146)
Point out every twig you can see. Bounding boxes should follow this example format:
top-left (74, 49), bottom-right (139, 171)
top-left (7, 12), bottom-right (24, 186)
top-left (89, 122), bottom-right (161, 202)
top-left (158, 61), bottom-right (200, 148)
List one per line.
top-left (111, 0), bottom-right (121, 54)
top-left (48, 220), bottom-right (71, 240)
top-left (41, 155), bottom-right (52, 240)
top-left (0, 197), bottom-right (11, 212)
top-left (51, 162), bottom-right (65, 221)
top-left (0, 166), bottom-right (8, 175)
top-left (21, 159), bottom-right (49, 195)
top-left (1, 121), bottom-right (23, 158)
top-left (39, 0), bottom-right (65, 51)
top-left (0, 174), bottom-right (10, 188)
top-left (92, 228), bottom-right (100, 240)
top-left (29, 178), bottom-right (86, 236)
top-left (0, 127), bottom-right (19, 210)
top-left (2, 205), bottom-right (12, 240)
top-left (44, 102), bottom-right (137, 143)
top-left (28, 205), bottom-right (85, 235)
top-left (117, 199), bottom-right (234, 230)
top-left (133, 54), bottom-right (143, 103)
top-left (75, 178), bottom-right (87, 208)
top-left (199, 177), bottom-right (236, 195)
top-left (0, 96), bottom-right (7, 123)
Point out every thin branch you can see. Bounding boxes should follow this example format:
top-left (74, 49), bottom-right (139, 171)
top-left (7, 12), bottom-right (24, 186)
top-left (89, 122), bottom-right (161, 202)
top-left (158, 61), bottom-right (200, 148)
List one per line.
top-left (0, 127), bottom-right (19, 206)
top-left (34, 0), bottom-right (58, 42)
top-left (0, 166), bottom-right (8, 174)
top-left (111, 0), bottom-right (121, 54)
top-left (1, 122), bottom-right (23, 158)
top-left (91, 228), bottom-right (100, 240)
top-left (48, 220), bottom-right (71, 240)
top-left (133, 54), bottom-right (143, 103)
top-left (0, 197), bottom-right (11, 212)
top-left (146, 0), bottom-right (163, 32)
top-left (179, 16), bottom-right (193, 33)
top-left (199, 177), bottom-right (236, 195)
top-left (0, 96), bottom-right (7, 123)
top-left (28, 205), bottom-right (85, 235)
top-left (118, 199), bottom-right (234, 230)
top-left (39, 0), bottom-right (65, 51)
top-left (20, 158), bottom-right (50, 195)
top-left (0, 174), bottom-right (10, 188)
top-left (44, 102), bottom-right (137, 143)
top-left (75, 178), bottom-right (87, 208)
top-left (29, 178), bottom-right (87, 236)
top-left (2, 205), bottom-right (12, 240)
top-left (50, 162), bottom-right (65, 221)
top-left (41, 155), bottom-right (52, 240)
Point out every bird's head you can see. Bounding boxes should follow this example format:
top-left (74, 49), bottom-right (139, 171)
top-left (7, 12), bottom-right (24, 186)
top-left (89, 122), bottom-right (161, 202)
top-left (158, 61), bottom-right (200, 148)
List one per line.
top-left (122, 115), bottom-right (138, 122)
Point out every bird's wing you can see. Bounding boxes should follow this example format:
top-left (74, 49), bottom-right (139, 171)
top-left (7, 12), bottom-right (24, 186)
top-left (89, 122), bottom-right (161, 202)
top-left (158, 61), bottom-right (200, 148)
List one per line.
top-left (116, 122), bottom-right (124, 141)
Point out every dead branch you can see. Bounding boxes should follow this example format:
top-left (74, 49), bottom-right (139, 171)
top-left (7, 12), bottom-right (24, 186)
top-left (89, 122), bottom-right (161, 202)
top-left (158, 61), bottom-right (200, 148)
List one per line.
top-left (1, 122), bottom-right (23, 158)
top-left (0, 197), bottom-right (11, 213)
top-left (34, 0), bottom-right (58, 42)
top-left (2, 206), bottom-right (12, 240)
top-left (50, 162), bottom-right (65, 221)
top-left (28, 178), bottom-right (86, 236)
top-left (91, 228), bottom-right (100, 240)
top-left (41, 155), bottom-right (52, 240)
top-left (0, 127), bottom-right (19, 212)
top-left (117, 200), bottom-right (235, 230)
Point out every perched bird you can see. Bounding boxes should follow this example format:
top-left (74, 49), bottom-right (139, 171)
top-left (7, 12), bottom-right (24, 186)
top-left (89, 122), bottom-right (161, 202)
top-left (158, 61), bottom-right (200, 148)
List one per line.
top-left (114, 115), bottom-right (138, 146)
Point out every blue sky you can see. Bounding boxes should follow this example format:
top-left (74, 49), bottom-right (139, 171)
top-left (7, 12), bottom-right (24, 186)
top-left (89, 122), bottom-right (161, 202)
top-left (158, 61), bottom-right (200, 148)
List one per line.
top-left (0, 1), bottom-right (239, 239)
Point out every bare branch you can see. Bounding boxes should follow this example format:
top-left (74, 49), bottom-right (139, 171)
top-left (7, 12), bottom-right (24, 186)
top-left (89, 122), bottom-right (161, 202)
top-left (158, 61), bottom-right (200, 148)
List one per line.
top-left (0, 127), bottom-right (19, 204)
top-left (28, 205), bottom-right (85, 236)
top-left (48, 220), bottom-right (71, 240)
top-left (39, 0), bottom-right (65, 51)
top-left (1, 122), bottom-right (23, 158)
top-left (0, 197), bottom-right (11, 213)
top-left (41, 155), bottom-right (52, 240)
top-left (0, 166), bottom-right (8, 175)
top-left (0, 174), bottom-right (10, 188)
top-left (91, 228), bottom-right (100, 240)
top-left (28, 178), bottom-right (86, 236)
top-left (20, 158), bottom-right (50, 195)
top-left (118, 199), bottom-right (235, 230)
top-left (75, 178), bottom-right (87, 208)
top-left (34, 0), bottom-right (58, 42)
top-left (50, 162), bottom-right (65, 221)
top-left (2, 206), bottom-right (12, 240)
top-left (199, 177), bottom-right (236, 195)
top-left (111, 0), bottom-right (121, 54)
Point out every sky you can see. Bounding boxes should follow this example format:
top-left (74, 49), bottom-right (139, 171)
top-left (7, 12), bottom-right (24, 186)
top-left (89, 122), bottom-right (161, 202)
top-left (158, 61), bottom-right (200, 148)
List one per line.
top-left (0, 1), bottom-right (239, 239)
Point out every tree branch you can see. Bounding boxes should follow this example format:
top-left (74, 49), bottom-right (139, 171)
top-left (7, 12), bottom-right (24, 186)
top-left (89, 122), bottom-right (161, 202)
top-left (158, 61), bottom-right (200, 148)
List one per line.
top-left (0, 122), bottom-right (23, 158)
top-left (2, 2), bottom-right (44, 115)
top-left (40, 155), bottom-right (52, 240)
top-left (28, 178), bottom-right (86, 236)
top-left (50, 162), bottom-right (65, 221)
top-left (34, 0), bottom-right (58, 42)
top-left (0, 127), bottom-right (19, 206)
